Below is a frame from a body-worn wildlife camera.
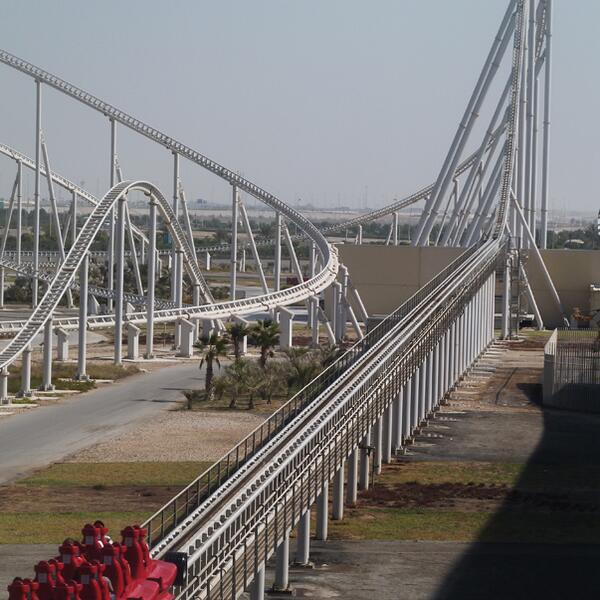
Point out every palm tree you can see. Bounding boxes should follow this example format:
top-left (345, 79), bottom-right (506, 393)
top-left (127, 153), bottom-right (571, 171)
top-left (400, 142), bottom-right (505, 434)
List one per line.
top-left (222, 359), bottom-right (251, 409)
top-left (227, 321), bottom-right (251, 360)
top-left (194, 333), bottom-right (228, 401)
top-left (250, 319), bottom-right (280, 369)
top-left (283, 347), bottom-right (322, 392)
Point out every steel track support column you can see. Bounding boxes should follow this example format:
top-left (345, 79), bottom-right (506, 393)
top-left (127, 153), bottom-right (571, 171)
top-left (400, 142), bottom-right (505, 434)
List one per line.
top-left (174, 250), bottom-right (183, 349)
top-left (16, 160), bottom-right (22, 265)
top-left (19, 346), bottom-right (32, 397)
top-left (71, 191), bottom-right (77, 247)
top-left (419, 356), bottom-right (427, 425)
top-left (501, 251), bottom-right (511, 339)
top-left (107, 119), bottom-right (116, 312)
top-left (0, 368), bottom-right (9, 405)
top-left (230, 185), bottom-right (239, 300)
top-left (432, 344), bottom-right (439, 413)
top-left (76, 254), bottom-right (89, 380)
top-left (0, 268), bottom-right (4, 309)
top-left (274, 212), bottom-right (282, 293)
top-left (427, 349), bottom-right (434, 417)
top-left (403, 377), bottom-right (412, 443)
top-left (373, 416), bottom-right (383, 475)
top-left (359, 430), bottom-right (371, 490)
top-left (316, 483), bottom-right (329, 541)
top-left (114, 196), bottom-right (126, 365)
top-left (347, 448), bottom-right (358, 506)
top-left (392, 387), bottom-right (403, 452)
top-left (273, 533), bottom-right (290, 592)
top-left (32, 80), bottom-right (42, 307)
top-left (250, 562), bottom-right (265, 600)
top-left (333, 463), bottom-right (344, 520)
top-left (357, 225), bottom-right (363, 245)
top-left (146, 200), bottom-right (157, 358)
top-left (540, 0), bottom-right (553, 249)
top-left (412, 368), bottom-right (420, 433)
top-left (393, 211), bottom-right (399, 245)
top-left (40, 317), bottom-right (54, 391)
top-left (382, 402), bottom-right (393, 464)
top-left (296, 510), bottom-right (311, 566)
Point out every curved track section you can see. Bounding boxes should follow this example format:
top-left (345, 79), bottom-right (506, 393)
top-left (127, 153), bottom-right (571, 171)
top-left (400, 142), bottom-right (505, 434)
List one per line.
top-left (0, 181), bottom-right (208, 369)
top-left (0, 50), bottom-right (336, 270)
top-left (0, 180), bottom-right (337, 368)
top-left (0, 142), bottom-right (148, 242)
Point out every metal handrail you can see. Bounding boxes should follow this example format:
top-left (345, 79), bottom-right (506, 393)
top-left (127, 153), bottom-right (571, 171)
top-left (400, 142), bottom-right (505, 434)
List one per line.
top-left (141, 240), bottom-right (483, 549)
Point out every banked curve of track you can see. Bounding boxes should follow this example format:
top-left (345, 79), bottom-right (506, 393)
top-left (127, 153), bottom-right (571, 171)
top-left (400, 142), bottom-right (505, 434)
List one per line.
top-left (0, 181), bottom-right (207, 369)
top-left (0, 180), bottom-right (337, 368)
top-left (0, 50), bottom-right (336, 271)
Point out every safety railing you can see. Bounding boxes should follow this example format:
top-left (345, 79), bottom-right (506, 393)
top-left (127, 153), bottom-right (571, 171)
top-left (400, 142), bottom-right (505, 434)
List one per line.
top-left (142, 241), bottom-right (483, 551)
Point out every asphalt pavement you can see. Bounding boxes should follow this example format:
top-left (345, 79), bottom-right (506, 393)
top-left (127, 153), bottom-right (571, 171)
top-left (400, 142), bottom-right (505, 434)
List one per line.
top-left (0, 361), bottom-right (204, 484)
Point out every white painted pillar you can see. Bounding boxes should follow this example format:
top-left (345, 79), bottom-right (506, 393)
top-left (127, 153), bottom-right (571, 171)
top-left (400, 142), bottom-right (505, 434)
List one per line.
top-left (403, 377), bottom-right (412, 442)
top-left (146, 200), bottom-right (157, 359)
top-left (230, 185), bottom-right (238, 300)
top-left (114, 196), bottom-right (126, 365)
top-left (279, 308), bottom-right (294, 349)
top-left (316, 483), bottom-right (328, 541)
top-left (382, 402), bottom-right (393, 464)
top-left (296, 510), bottom-right (311, 565)
top-left (127, 323), bottom-right (140, 360)
top-left (40, 317), bottom-right (54, 391)
top-left (56, 328), bottom-right (69, 362)
top-left (178, 319), bottom-right (196, 358)
top-left (273, 534), bottom-right (290, 592)
top-left (19, 345), bottom-right (32, 397)
top-left (333, 464), bottom-right (344, 520)
top-left (373, 416), bottom-right (383, 475)
top-left (0, 368), bottom-right (9, 405)
top-left (250, 562), bottom-right (265, 600)
top-left (77, 254), bottom-right (89, 380)
top-left (392, 387), bottom-right (403, 452)
top-left (359, 430), bottom-right (371, 490)
top-left (346, 448), bottom-right (358, 505)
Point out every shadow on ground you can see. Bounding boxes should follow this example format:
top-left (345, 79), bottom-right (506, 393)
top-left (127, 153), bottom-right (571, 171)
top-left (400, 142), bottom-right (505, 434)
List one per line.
top-left (432, 388), bottom-right (600, 599)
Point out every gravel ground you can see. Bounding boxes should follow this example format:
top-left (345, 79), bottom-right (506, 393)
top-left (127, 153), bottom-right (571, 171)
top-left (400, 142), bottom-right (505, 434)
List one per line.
top-left (67, 409), bottom-right (266, 462)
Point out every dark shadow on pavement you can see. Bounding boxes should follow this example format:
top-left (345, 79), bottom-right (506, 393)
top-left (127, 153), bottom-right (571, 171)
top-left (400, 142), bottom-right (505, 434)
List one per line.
top-left (432, 401), bottom-right (600, 599)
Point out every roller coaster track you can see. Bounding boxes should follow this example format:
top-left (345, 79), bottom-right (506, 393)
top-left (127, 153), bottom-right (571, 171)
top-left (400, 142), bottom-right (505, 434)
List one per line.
top-left (155, 236), bottom-right (500, 599)
top-left (0, 142), bottom-right (148, 243)
top-left (0, 256), bottom-right (177, 310)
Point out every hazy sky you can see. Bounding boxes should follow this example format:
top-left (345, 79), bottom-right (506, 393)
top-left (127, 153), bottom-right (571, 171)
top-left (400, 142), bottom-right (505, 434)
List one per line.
top-left (0, 1), bottom-right (598, 214)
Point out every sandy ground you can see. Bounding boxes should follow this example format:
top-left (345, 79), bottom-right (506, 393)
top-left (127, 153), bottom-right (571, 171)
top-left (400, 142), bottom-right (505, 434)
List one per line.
top-left (67, 409), bottom-right (265, 462)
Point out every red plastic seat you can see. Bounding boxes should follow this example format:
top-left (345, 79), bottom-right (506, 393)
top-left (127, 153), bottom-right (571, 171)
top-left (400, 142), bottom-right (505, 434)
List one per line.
top-left (55, 581), bottom-right (83, 600)
top-left (34, 561), bottom-right (57, 600)
top-left (135, 528), bottom-right (176, 592)
top-left (101, 545), bottom-right (125, 598)
top-left (8, 578), bottom-right (39, 600)
top-left (58, 541), bottom-right (85, 582)
top-left (120, 527), bottom-right (146, 579)
top-left (81, 524), bottom-right (105, 562)
top-left (77, 563), bottom-right (105, 600)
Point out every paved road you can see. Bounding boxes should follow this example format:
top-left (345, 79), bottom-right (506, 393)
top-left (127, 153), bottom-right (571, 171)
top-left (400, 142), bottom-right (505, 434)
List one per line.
top-left (0, 361), bottom-right (204, 484)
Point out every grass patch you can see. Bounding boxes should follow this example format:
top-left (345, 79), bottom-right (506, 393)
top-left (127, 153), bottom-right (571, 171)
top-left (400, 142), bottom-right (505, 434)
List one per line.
top-left (19, 461), bottom-right (212, 487)
top-left (7, 362), bottom-right (140, 394)
top-left (0, 511), bottom-right (152, 544)
top-left (329, 508), bottom-right (600, 544)
top-left (381, 461), bottom-right (600, 494)
top-left (380, 462), bottom-right (524, 488)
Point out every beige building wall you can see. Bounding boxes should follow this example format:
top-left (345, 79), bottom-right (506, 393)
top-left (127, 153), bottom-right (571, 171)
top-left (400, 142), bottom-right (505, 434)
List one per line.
top-left (337, 245), bottom-right (600, 328)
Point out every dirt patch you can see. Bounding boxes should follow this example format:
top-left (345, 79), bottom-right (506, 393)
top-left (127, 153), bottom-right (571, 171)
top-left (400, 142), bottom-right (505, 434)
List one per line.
top-left (360, 481), bottom-right (600, 513)
top-left (67, 410), bottom-right (265, 462)
top-left (0, 484), bottom-right (175, 514)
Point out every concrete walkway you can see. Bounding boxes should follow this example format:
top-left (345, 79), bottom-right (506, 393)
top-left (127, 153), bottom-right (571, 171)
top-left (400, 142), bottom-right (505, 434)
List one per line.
top-left (0, 362), bottom-right (204, 484)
